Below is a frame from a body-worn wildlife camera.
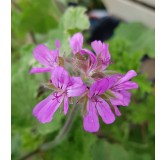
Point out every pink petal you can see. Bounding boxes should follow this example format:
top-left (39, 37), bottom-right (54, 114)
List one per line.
top-left (55, 39), bottom-right (60, 48)
top-left (83, 99), bottom-right (99, 132)
top-left (51, 49), bottom-right (59, 63)
top-left (113, 81), bottom-right (138, 91)
top-left (113, 105), bottom-right (121, 116)
top-left (67, 77), bottom-right (86, 97)
top-left (89, 77), bottom-right (110, 97)
top-left (80, 49), bottom-right (97, 71)
top-left (33, 94), bottom-right (63, 123)
top-left (91, 41), bottom-right (111, 70)
top-left (115, 70), bottom-right (137, 85)
top-left (96, 97), bottom-right (115, 124)
top-left (51, 66), bottom-right (70, 90)
top-left (121, 90), bottom-right (131, 106)
top-left (33, 44), bottom-right (57, 67)
top-left (108, 75), bottom-right (119, 88)
top-left (91, 40), bottom-right (103, 55)
top-left (64, 96), bottom-right (69, 115)
top-left (110, 90), bottom-right (131, 106)
top-left (110, 91), bottom-right (123, 106)
top-left (29, 67), bottom-right (52, 74)
top-left (101, 43), bottom-right (111, 70)
top-left (70, 32), bottom-right (83, 54)
top-left (102, 43), bottom-right (111, 59)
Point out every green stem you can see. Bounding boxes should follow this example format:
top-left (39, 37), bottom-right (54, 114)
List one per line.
top-left (40, 103), bottom-right (78, 150)
top-left (20, 103), bottom-right (78, 159)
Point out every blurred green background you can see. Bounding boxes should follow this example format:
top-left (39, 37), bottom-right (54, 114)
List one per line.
top-left (12, 0), bottom-right (155, 159)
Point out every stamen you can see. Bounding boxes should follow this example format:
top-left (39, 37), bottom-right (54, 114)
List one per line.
top-left (91, 97), bottom-right (103, 104)
top-left (52, 92), bottom-right (63, 102)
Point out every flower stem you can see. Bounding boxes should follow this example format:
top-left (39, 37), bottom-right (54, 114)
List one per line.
top-left (40, 103), bottom-right (78, 150)
top-left (20, 103), bottom-right (79, 160)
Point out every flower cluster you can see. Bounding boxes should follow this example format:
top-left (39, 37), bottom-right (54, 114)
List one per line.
top-left (30, 32), bottom-right (138, 133)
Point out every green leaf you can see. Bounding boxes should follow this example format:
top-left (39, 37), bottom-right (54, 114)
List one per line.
top-left (12, 43), bottom-right (65, 132)
top-left (107, 37), bottom-right (142, 72)
top-left (37, 111), bottom-right (64, 135)
top-left (12, 44), bottom-right (41, 128)
top-left (21, 129), bottom-right (43, 152)
top-left (114, 23), bottom-right (147, 42)
top-left (61, 6), bottom-right (90, 32)
top-left (93, 140), bottom-right (152, 160)
top-left (114, 22), bottom-right (155, 58)
top-left (46, 6), bottom-right (90, 56)
top-left (19, 0), bottom-right (60, 34)
top-left (46, 29), bottom-right (71, 56)
top-left (93, 141), bottom-right (129, 160)
top-left (42, 117), bottom-right (97, 160)
top-left (11, 134), bottom-right (21, 155)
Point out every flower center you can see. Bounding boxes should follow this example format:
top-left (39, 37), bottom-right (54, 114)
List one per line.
top-left (52, 90), bottom-right (66, 102)
top-left (91, 96), bottom-right (103, 105)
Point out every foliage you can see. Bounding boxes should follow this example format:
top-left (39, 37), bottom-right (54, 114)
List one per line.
top-left (46, 6), bottom-right (90, 56)
top-left (12, 1), bottom-right (154, 159)
top-left (113, 23), bottom-right (155, 58)
top-left (105, 22), bottom-right (155, 159)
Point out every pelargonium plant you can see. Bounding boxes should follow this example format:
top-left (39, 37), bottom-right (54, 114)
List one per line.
top-left (30, 32), bottom-right (138, 133)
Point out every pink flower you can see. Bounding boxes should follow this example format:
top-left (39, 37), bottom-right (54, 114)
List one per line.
top-left (83, 78), bottom-right (115, 132)
top-left (30, 32), bottom-right (139, 133)
top-left (69, 32), bottom-right (84, 54)
top-left (91, 40), bottom-right (111, 70)
top-left (109, 70), bottom-right (138, 116)
top-left (70, 32), bottom-right (97, 76)
top-left (70, 33), bottom-right (111, 77)
top-left (33, 66), bottom-right (86, 123)
top-left (30, 39), bottom-right (61, 74)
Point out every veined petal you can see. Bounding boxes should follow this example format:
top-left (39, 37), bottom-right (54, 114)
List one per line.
top-left (33, 95), bottom-right (53, 116)
top-left (33, 94), bottom-right (63, 123)
top-left (101, 43), bottom-right (111, 70)
top-left (110, 91), bottom-right (131, 106)
top-left (67, 77), bottom-right (86, 97)
top-left (83, 99), bottom-right (99, 132)
top-left (113, 81), bottom-right (138, 91)
top-left (91, 41), bottom-right (111, 70)
top-left (102, 43), bottom-right (111, 59)
top-left (33, 44), bottom-right (57, 67)
top-left (89, 77), bottom-right (110, 97)
top-left (110, 92), bottom-right (123, 106)
top-left (51, 66), bottom-right (70, 90)
top-left (91, 40), bottom-right (103, 55)
top-left (96, 97), bottom-right (115, 124)
top-left (51, 49), bottom-right (59, 63)
top-left (108, 75), bottom-right (119, 88)
top-left (115, 70), bottom-right (137, 85)
top-left (64, 96), bottom-right (69, 115)
top-left (120, 90), bottom-right (131, 106)
top-left (70, 32), bottom-right (83, 54)
top-left (30, 67), bottom-right (52, 74)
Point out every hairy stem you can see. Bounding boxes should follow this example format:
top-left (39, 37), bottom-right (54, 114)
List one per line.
top-left (20, 149), bottom-right (39, 160)
top-left (40, 103), bottom-right (78, 150)
top-left (20, 103), bottom-right (78, 160)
